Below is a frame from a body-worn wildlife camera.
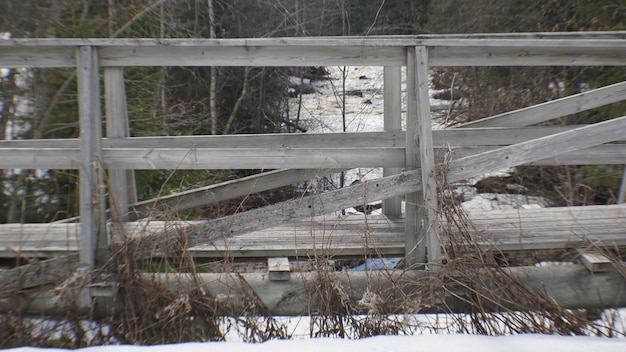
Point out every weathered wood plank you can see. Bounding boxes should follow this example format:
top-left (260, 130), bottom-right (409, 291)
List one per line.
top-left (121, 169), bottom-right (422, 258)
top-left (579, 252), bottom-right (613, 272)
top-left (2, 141), bottom-right (624, 170)
top-left (413, 46), bottom-right (441, 265)
top-left (2, 35), bottom-right (626, 68)
top-left (127, 168), bottom-right (345, 220)
top-left (0, 46), bottom-right (76, 68)
top-left (383, 66), bottom-right (403, 217)
top-left (435, 125), bottom-right (581, 145)
top-left (105, 67), bottom-right (136, 220)
top-left (267, 257), bottom-right (290, 281)
top-left (459, 81), bottom-right (626, 128)
top-left (441, 144), bottom-right (626, 166)
top-left (99, 46), bottom-right (406, 67)
top-left (0, 254), bottom-right (79, 291)
top-left (0, 147), bottom-right (403, 169)
top-left (404, 47), bottom-right (425, 265)
top-left (429, 45), bottom-right (626, 66)
top-left (102, 147), bottom-right (404, 170)
top-left (0, 131), bottom-right (402, 149)
top-left (76, 46), bottom-right (104, 270)
top-left (2, 33), bottom-right (625, 48)
top-left (1, 127), bottom-right (583, 150)
top-left (447, 116), bottom-right (626, 183)
top-left (0, 204), bottom-right (623, 259)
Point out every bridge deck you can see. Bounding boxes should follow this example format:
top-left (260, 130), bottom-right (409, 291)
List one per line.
top-left (0, 204), bottom-right (624, 259)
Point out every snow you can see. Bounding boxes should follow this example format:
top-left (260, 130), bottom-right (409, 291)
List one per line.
top-left (9, 334), bottom-right (626, 352)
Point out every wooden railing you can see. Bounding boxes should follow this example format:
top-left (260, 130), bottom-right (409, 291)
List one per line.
top-left (1, 32), bottom-right (625, 277)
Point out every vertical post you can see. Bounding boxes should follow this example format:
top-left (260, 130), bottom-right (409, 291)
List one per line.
top-left (405, 48), bottom-right (425, 266)
top-left (77, 46), bottom-right (105, 302)
top-left (405, 46), bottom-right (441, 268)
top-left (618, 165), bottom-right (626, 204)
top-left (104, 67), bottom-right (137, 220)
top-left (383, 66), bottom-right (402, 217)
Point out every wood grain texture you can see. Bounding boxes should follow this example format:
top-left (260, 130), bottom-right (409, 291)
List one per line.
top-left (447, 116), bottom-right (626, 183)
top-left (2, 34), bottom-right (625, 68)
top-left (127, 168), bottom-right (346, 220)
top-left (383, 66), bottom-right (403, 217)
top-left (122, 170), bottom-right (422, 258)
top-left (0, 204), bottom-right (623, 260)
top-left (413, 46), bottom-right (441, 265)
top-left (105, 67), bottom-right (136, 220)
top-left (0, 254), bottom-right (79, 290)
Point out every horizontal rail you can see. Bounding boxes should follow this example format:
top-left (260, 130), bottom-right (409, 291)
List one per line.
top-left (2, 145), bottom-right (623, 170)
top-left (447, 115), bottom-right (626, 183)
top-left (1, 131), bottom-right (624, 170)
top-left (1, 35), bottom-right (626, 68)
top-left (0, 147), bottom-right (404, 169)
top-left (443, 144), bottom-right (626, 166)
top-left (0, 126), bottom-right (580, 150)
top-left (460, 81), bottom-right (626, 128)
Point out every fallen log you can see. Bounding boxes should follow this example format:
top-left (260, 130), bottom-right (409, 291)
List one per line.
top-left (1, 264), bottom-right (625, 318)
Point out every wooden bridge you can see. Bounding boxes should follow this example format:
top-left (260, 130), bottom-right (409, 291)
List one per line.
top-left (0, 32), bottom-right (626, 315)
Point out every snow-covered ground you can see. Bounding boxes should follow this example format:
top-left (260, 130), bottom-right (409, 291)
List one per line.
top-left (10, 334), bottom-right (626, 351)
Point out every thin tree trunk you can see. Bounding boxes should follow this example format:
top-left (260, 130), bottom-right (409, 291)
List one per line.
top-left (224, 68), bottom-right (250, 134)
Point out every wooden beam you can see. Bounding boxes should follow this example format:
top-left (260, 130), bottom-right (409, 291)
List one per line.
top-left (267, 257), bottom-right (290, 281)
top-left (459, 81), bottom-right (626, 128)
top-left (439, 144), bottom-right (626, 166)
top-left (104, 67), bottom-right (137, 221)
top-left (2, 35), bottom-right (626, 68)
top-left (414, 46), bottom-right (441, 266)
top-left (382, 66), bottom-right (402, 217)
top-left (0, 254), bottom-right (79, 291)
top-left (0, 46), bottom-right (76, 68)
top-left (2, 33), bottom-right (625, 49)
top-left (579, 252), bottom-right (613, 273)
top-left (529, 144), bottom-right (626, 165)
top-left (103, 147), bottom-right (403, 170)
top-left (0, 131), bottom-right (403, 149)
top-left (76, 46), bottom-right (104, 270)
top-left (99, 46), bottom-right (406, 67)
top-left (428, 45), bottom-right (626, 66)
top-left (447, 116), bottom-right (626, 183)
top-left (127, 168), bottom-right (345, 220)
top-left (405, 47), bottom-right (425, 266)
top-left (2, 135), bottom-right (624, 171)
top-left (122, 169), bottom-right (422, 259)
top-left (4, 265), bottom-right (626, 318)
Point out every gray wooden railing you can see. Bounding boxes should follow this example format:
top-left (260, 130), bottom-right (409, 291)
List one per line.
top-left (1, 33), bottom-right (625, 288)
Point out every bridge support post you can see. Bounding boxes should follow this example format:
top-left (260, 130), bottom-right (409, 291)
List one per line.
top-left (383, 66), bottom-right (402, 217)
top-left (76, 46), bottom-right (105, 305)
top-left (405, 46), bottom-right (441, 269)
top-left (104, 67), bottom-right (137, 220)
